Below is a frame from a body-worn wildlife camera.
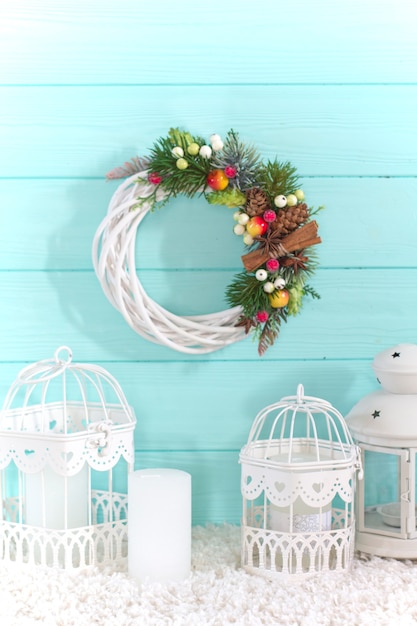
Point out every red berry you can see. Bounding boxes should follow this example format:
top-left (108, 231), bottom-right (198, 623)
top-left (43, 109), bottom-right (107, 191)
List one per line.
top-left (266, 259), bottom-right (279, 272)
top-left (224, 165), bottom-right (237, 178)
top-left (148, 172), bottom-right (162, 185)
top-left (256, 311), bottom-right (269, 323)
top-left (263, 209), bottom-right (277, 223)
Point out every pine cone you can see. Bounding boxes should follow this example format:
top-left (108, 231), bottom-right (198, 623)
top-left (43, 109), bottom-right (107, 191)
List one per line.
top-left (271, 202), bottom-right (309, 236)
top-left (245, 187), bottom-right (271, 216)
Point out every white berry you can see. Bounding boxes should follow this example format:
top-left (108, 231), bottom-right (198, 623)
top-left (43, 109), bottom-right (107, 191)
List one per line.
top-left (199, 145), bottom-right (212, 159)
top-left (172, 146), bottom-right (184, 158)
top-left (274, 195), bottom-right (287, 208)
top-left (210, 134), bottom-right (224, 151)
top-left (237, 213), bottom-right (250, 225)
top-left (243, 233), bottom-right (254, 245)
top-left (256, 269), bottom-right (268, 281)
top-left (286, 194), bottom-right (298, 207)
top-left (263, 281), bottom-right (275, 293)
top-left (233, 211), bottom-right (241, 222)
top-left (274, 277), bottom-right (286, 289)
top-left (233, 224), bottom-right (245, 236)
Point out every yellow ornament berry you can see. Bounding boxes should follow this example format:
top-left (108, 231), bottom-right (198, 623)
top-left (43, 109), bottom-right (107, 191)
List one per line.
top-left (269, 289), bottom-right (290, 308)
top-left (294, 189), bottom-right (305, 201)
top-left (176, 158), bottom-right (189, 170)
top-left (286, 194), bottom-right (298, 207)
top-left (187, 142), bottom-right (200, 156)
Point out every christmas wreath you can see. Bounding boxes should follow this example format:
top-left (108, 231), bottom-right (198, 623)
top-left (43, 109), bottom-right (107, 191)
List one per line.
top-left (93, 128), bottom-right (322, 356)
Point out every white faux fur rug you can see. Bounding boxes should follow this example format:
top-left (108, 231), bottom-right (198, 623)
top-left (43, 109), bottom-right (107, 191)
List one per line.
top-left (2, 524), bottom-right (417, 626)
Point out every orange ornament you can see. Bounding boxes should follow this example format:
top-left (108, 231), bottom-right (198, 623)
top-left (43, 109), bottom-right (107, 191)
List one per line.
top-left (269, 289), bottom-right (290, 309)
top-left (246, 216), bottom-right (268, 237)
top-left (207, 169), bottom-right (229, 191)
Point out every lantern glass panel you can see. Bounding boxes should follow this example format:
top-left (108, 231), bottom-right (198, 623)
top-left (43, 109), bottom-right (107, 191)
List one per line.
top-left (410, 450), bottom-right (417, 538)
top-left (361, 446), bottom-right (407, 537)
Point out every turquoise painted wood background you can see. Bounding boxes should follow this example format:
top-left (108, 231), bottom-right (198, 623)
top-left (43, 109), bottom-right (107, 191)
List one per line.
top-left (1, 0), bottom-right (416, 525)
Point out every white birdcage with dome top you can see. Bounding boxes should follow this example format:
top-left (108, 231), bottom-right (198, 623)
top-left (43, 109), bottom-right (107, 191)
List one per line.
top-left (240, 384), bottom-right (362, 578)
top-left (0, 346), bottom-right (136, 569)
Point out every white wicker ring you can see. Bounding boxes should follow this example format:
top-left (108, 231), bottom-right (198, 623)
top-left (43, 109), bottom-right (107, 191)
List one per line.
top-left (92, 171), bottom-right (246, 354)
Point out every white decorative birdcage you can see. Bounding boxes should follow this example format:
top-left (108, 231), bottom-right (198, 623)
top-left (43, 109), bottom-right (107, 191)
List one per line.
top-left (240, 384), bottom-right (362, 578)
top-left (0, 346), bottom-right (136, 569)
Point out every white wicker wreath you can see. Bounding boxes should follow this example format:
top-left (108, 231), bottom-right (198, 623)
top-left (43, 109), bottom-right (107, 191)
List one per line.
top-left (92, 128), bottom-right (321, 356)
top-left (92, 172), bottom-right (245, 355)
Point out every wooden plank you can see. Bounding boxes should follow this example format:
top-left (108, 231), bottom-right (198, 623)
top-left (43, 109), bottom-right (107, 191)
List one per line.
top-left (0, 179), bottom-right (111, 271)
top-left (133, 451), bottom-right (242, 525)
top-left (0, 269), bottom-right (415, 362)
top-left (117, 361), bottom-right (378, 451)
top-left (1, 86), bottom-right (417, 177)
top-left (0, 359), bottom-right (375, 452)
top-left (1, 0), bottom-right (416, 85)
top-left (1, 177), bottom-right (417, 270)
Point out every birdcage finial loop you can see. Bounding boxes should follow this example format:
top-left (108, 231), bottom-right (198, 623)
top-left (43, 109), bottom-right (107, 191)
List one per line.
top-left (17, 346), bottom-right (73, 385)
top-left (54, 346), bottom-right (73, 366)
top-left (296, 384), bottom-right (305, 404)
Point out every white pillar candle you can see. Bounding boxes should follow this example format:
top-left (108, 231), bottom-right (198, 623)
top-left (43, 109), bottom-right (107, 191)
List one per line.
top-left (128, 468), bottom-right (191, 584)
top-left (25, 465), bottom-right (89, 529)
top-left (270, 498), bottom-right (332, 532)
top-left (269, 452), bottom-right (332, 532)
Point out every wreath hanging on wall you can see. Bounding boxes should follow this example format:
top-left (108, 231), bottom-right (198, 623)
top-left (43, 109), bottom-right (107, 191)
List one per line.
top-left (92, 128), bottom-right (322, 356)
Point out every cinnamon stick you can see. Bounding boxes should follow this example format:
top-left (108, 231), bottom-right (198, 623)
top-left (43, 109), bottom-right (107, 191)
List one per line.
top-left (241, 249), bottom-right (270, 272)
top-left (281, 220), bottom-right (320, 252)
top-left (241, 221), bottom-right (321, 273)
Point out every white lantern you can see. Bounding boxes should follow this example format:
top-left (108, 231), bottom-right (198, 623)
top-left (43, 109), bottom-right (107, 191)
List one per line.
top-left (0, 346), bottom-right (136, 569)
top-left (346, 343), bottom-right (417, 558)
top-left (240, 384), bottom-right (361, 578)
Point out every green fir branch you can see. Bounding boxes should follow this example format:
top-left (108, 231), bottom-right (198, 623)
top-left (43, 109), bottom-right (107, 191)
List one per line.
top-left (308, 205), bottom-right (326, 218)
top-left (258, 160), bottom-right (299, 201)
top-left (226, 272), bottom-right (270, 318)
top-left (303, 284), bottom-right (321, 299)
top-left (212, 129), bottom-right (262, 190)
top-left (148, 135), bottom-right (210, 197)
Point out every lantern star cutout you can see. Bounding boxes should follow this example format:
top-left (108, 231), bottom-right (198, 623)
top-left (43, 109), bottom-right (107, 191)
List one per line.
top-left (372, 410), bottom-right (381, 419)
top-left (392, 352), bottom-right (401, 358)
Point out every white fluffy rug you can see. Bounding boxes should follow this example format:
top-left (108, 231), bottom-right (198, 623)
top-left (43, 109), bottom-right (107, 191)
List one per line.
top-left (2, 524), bottom-right (417, 626)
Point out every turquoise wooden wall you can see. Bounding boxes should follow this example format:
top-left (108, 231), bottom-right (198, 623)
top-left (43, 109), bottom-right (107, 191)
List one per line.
top-left (1, 0), bottom-right (416, 525)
